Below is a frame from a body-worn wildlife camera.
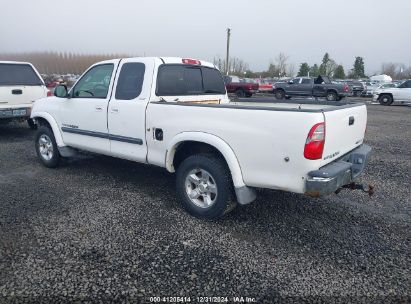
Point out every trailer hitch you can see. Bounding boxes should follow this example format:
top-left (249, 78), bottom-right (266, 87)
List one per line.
top-left (335, 183), bottom-right (375, 197)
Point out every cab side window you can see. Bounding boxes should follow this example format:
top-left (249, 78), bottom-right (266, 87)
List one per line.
top-left (73, 64), bottom-right (114, 98)
top-left (301, 78), bottom-right (311, 84)
top-left (115, 63), bottom-right (146, 100)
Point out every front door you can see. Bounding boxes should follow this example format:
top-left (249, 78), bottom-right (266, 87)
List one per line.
top-left (58, 61), bottom-right (118, 154)
top-left (107, 58), bottom-right (154, 162)
top-left (286, 78), bottom-right (301, 95)
top-left (397, 80), bottom-right (411, 102)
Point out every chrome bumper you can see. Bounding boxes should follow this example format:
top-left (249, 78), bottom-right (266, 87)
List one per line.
top-left (305, 144), bottom-right (372, 197)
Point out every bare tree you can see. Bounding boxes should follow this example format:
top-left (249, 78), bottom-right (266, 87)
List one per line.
top-left (381, 62), bottom-right (398, 78)
top-left (287, 63), bottom-right (296, 77)
top-left (275, 53), bottom-right (289, 77)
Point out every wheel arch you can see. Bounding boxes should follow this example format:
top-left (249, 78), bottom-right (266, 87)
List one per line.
top-left (165, 132), bottom-right (245, 188)
top-left (31, 112), bottom-right (65, 147)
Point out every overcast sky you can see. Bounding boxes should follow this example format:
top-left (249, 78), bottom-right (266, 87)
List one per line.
top-left (0, 0), bottom-right (410, 74)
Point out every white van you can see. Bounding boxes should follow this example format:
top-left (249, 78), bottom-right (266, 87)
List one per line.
top-left (0, 61), bottom-right (48, 129)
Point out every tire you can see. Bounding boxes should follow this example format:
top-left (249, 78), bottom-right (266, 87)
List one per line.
top-left (176, 154), bottom-right (236, 219)
top-left (378, 94), bottom-right (393, 106)
top-left (326, 91), bottom-right (337, 101)
top-left (235, 89), bottom-right (245, 97)
top-left (353, 91), bottom-right (358, 97)
top-left (35, 126), bottom-right (60, 168)
top-left (274, 89), bottom-right (285, 100)
top-left (27, 118), bottom-right (37, 130)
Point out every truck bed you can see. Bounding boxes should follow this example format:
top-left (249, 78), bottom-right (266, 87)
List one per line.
top-left (146, 99), bottom-right (367, 194)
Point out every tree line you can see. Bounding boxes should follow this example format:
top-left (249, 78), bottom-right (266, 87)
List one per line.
top-left (0, 51), bottom-right (131, 75)
top-left (1, 51), bottom-right (410, 80)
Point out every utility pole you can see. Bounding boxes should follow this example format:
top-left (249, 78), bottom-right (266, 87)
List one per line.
top-left (225, 28), bottom-right (231, 75)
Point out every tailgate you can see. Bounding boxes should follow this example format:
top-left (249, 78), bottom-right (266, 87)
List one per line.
top-left (0, 85), bottom-right (46, 107)
top-left (321, 104), bottom-right (367, 166)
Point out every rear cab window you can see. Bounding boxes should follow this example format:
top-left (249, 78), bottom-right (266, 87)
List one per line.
top-left (0, 63), bottom-right (43, 86)
top-left (156, 65), bottom-right (226, 96)
top-left (115, 62), bottom-right (146, 100)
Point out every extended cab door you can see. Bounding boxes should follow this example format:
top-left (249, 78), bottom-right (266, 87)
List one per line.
top-left (107, 58), bottom-right (154, 162)
top-left (299, 77), bottom-right (313, 96)
top-left (59, 61), bottom-right (118, 154)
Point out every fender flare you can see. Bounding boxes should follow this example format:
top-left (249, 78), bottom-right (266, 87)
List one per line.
top-left (31, 112), bottom-right (65, 147)
top-left (165, 132), bottom-right (245, 188)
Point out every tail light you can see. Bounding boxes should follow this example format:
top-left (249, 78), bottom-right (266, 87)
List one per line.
top-left (343, 84), bottom-right (350, 93)
top-left (47, 90), bottom-right (53, 97)
top-left (304, 122), bottom-right (325, 160)
top-left (182, 58), bottom-right (201, 65)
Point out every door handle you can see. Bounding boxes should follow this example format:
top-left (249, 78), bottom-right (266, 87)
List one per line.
top-left (111, 108), bottom-right (119, 113)
top-left (95, 106), bottom-right (103, 111)
top-left (12, 89), bottom-right (23, 95)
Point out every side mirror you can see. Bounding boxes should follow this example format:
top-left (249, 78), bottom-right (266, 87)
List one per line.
top-left (54, 85), bottom-right (69, 98)
top-left (288, 80), bottom-right (293, 84)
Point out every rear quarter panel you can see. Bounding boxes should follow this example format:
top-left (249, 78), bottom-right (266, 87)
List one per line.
top-left (146, 103), bottom-right (326, 193)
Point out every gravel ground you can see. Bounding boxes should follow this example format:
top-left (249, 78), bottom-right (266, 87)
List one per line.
top-left (0, 102), bottom-right (410, 303)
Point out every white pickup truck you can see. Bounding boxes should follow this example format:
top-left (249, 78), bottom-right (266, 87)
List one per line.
top-left (31, 57), bottom-right (372, 219)
top-left (0, 61), bottom-right (48, 129)
top-left (373, 79), bottom-right (411, 105)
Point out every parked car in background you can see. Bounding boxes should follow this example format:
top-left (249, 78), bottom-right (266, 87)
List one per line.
top-left (31, 57), bottom-right (371, 219)
top-left (223, 75), bottom-right (259, 97)
top-left (0, 61), bottom-right (49, 129)
top-left (361, 82), bottom-right (380, 97)
top-left (273, 75), bottom-right (350, 101)
top-left (346, 80), bottom-right (365, 97)
top-left (373, 79), bottom-right (411, 105)
top-left (255, 78), bottom-right (274, 93)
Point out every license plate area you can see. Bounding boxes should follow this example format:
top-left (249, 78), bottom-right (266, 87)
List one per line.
top-left (13, 109), bottom-right (27, 116)
top-left (0, 109), bottom-right (27, 117)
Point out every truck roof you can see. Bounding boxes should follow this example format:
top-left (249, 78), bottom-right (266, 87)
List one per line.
top-left (0, 61), bottom-right (33, 65)
top-left (96, 57), bottom-right (216, 69)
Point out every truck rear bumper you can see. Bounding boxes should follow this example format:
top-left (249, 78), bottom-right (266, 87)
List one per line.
top-left (305, 144), bottom-right (372, 197)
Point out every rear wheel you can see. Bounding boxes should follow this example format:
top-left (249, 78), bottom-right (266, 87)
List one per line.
top-left (378, 94), bottom-right (393, 106)
top-left (35, 126), bottom-right (60, 168)
top-left (326, 91), bottom-right (337, 101)
top-left (176, 154), bottom-right (236, 219)
top-left (235, 89), bottom-right (245, 97)
top-left (274, 89), bottom-right (285, 99)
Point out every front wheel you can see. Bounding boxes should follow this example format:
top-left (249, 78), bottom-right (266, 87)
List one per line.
top-left (176, 154), bottom-right (236, 219)
top-left (274, 89), bottom-right (285, 99)
top-left (379, 94), bottom-right (393, 106)
top-left (35, 126), bottom-right (60, 168)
